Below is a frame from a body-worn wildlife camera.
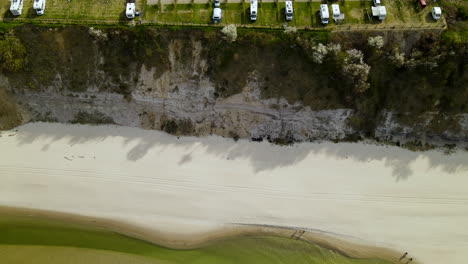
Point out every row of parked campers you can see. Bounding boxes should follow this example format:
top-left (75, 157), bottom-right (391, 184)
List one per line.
top-left (10, 0), bottom-right (45, 16)
top-left (250, 0), bottom-right (294, 21)
top-left (319, 4), bottom-right (343, 24)
top-left (213, 0), bottom-right (293, 22)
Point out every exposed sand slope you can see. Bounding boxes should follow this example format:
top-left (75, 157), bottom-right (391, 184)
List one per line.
top-left (0, 123), bottom-right (467, 264)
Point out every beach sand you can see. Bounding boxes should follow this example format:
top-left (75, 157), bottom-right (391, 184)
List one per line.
top-left (1, 122), bottom-right (467, 264)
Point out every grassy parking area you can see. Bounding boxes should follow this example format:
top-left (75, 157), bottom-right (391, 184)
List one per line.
top-left (1, 0), bottom-right (143, 21)
top-left (0, 0), bottom-right (445, 29)
top-left (149, 0), bottom-right (445, 28)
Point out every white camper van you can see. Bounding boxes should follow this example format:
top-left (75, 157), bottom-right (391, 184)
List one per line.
top-left (371, 5), bottom-right (386, 20)
top-left (319, 4), bottom-right (329, 25)
top-left (432, 7), bottom-right (441, 20)
top-left (331, 4), bottom-right (340, 20)
top-left (285, 1), bottom-right (293, 21)
top-left (126, 0), bottom-right (136, 19)
top-left (250, 0), bottom-right (258, 21)
top-left (212, 7), bottom-right (222, 22)
top-left (33, 0), bottom-right (46, 15)
top-left (10, 0), bottom-right (24, 16)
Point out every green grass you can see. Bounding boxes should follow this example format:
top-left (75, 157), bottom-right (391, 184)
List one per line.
top-left (0, 214), bottom-right (394, 264)
top-left (341, 1), bottom-right (370, 24)
top-left (293, 2), bottom-right (314, 27)
top-left (222, 3), bottom-right (244, 25)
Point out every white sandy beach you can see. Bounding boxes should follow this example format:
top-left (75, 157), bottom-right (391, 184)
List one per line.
top-left (0, 122), bottom-right (468, 264)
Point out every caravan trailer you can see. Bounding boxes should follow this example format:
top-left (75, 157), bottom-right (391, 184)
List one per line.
top-left (212, 7), bottom-right (222, 22)
top-left (10, 0), bottom-right (24, 16)
top-left (431, 7), bottom-right (441, 20)
top-left (371, 5), bottom-right (386, 20)
top-left (126, 0), bottom-right (136, 19)
top-left (33, 0), bottom-right (46, 15)
top-left (319, 4), bottom-right (329, 25)
top-left (285, 1), bottom-right (293, 21)
top-left (331, 4), bottom-right (340, 20)
top-left (250, 0), bottom-right (258, 21)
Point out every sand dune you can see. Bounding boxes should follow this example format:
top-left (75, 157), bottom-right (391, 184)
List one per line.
top-left (0, 122), bottom-right (467, 264)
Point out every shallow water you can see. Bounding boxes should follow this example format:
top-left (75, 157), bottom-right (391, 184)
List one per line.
top-left (0, 215), bottom-right (392, 264)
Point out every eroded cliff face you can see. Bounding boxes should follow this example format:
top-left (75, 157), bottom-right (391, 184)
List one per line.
top-left (1, 25), bottom-right (467, 147)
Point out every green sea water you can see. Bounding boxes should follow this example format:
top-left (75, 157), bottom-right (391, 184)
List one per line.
top-left (0, 215), bottom-right (393, 264)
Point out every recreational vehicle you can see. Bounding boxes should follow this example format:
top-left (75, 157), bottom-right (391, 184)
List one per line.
top-left (212, 7), bottom-right (222, 22)
top-left (33, 0), bottom-right (46, 15)
top-left (250, 0), bottom-right (258, 21)
top-left (285, 1), bottom-right (293, 21)
top-left (319, 4), bottom-right (329, 25)
top-left (371, 6), bottom-right (386, 20)
top-left (10, 0), bottom-right (24, 16)
top-left (126, 0), bottom-right (136, 19)
top-left (331, 4), bottom-right (340, 20)
top-left (432, 7), bottom-right (441, 20)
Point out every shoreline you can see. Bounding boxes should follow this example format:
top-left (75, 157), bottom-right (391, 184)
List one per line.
top-left (0, 206), bottom-right (400, 263)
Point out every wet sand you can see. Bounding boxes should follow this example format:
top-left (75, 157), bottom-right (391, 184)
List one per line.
top-left (1, 123), bottom-right (468, 264)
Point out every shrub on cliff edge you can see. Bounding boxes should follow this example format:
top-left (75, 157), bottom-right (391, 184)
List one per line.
top-left (0, 31), bottom-right (26, 72)
top-left (221, 25), bottom-right (237, 43)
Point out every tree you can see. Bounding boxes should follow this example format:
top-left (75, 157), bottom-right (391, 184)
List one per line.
top-left (0, 31), bottom-right (26, 72)
top-left (367, 36), bottom-right (384, 49)
top-left (221, 24), bottom-right (237, 43)
top-left (342, 49), bottom-right (371, 93)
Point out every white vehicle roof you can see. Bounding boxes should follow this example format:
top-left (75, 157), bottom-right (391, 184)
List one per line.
top-left (320, 4), bottom-right (329, 19)
top-left (286, 1), bottom-right (293, 12)
top-left (379, 6), bottom-right (386, 15)
top-left (251, 0), bottom-right (257, 12)
top-left (10, 0), bottom-right (22, 10)
top-left (331, 4), bottom-right (340, 15)
top-left (126, 3), bottom-right (135, 14)
top-left (33, 0), bottom-right (44, 9)
top-left (371, 6), bottom-right (386, 17)
top-left (433, 7), bottom-right (442, 15)
top-left (213, 7), bottom-right (221, 18)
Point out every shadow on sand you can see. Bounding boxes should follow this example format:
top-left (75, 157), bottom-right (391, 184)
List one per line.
top-left (7, 122), bottom-right (468, 181)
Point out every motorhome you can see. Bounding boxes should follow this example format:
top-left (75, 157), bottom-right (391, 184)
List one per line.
top-left (319, 4), bottom-right (329, 25)
top-left (371, 5), bottom-right (386, 20)
top-left (212, 7), bottom-right (222, 22)
top-left (285, 1), bottom-right (293, 21)
top-left (33, 0), bottom-right (46, 15)
top-left (10, 0), bottom-right (24, 16)
top-left (431, 7), bottom-right (441, 20)
top-left (250, 0), bottom-right (258, 21)
top-left (126, 0), bottom-right (136, 19)
top-left (331, 4), bottom-right (340, 20)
